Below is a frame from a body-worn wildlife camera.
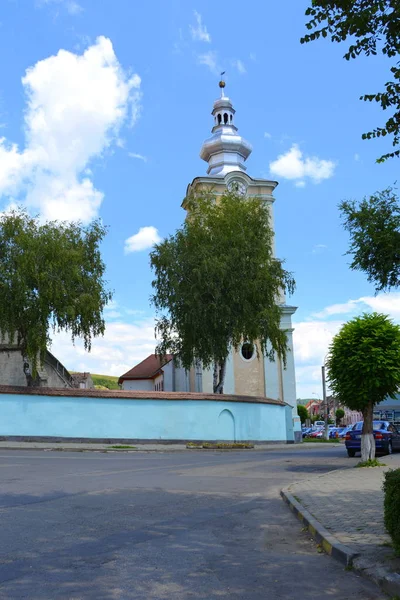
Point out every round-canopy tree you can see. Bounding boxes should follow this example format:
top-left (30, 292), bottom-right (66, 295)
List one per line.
top-left (326, 312), bottom-right (400, 461)
top-left (335, 408), bottom-right (345, 426)
top-left (150, 190), bottom-right (295, 393)
top-left (0, 210), bottom-right (112, 384)
top-left (297, 404), bottom-right (309, 425)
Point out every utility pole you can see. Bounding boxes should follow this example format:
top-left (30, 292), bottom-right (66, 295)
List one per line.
top-left (322, 365), bottom-right (329, 440)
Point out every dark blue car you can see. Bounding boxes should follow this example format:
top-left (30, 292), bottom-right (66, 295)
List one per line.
top-left (345, 420), bottom-right (400, 457)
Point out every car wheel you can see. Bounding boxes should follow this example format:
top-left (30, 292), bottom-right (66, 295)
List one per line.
top-left (387, 441), bottom-right (393, 455)
top-left (347, 449), bottom-right (356, 457)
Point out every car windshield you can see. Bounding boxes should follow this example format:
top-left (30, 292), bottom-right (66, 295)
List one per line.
top-left (354, 421), bottom-right (386, 431)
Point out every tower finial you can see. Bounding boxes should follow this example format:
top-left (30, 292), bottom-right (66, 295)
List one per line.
top-left (219, 71), bottom-right (226, 97)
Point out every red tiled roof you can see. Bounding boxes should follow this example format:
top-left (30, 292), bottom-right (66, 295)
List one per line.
top-left (118, 354), bottom-right (173, 384)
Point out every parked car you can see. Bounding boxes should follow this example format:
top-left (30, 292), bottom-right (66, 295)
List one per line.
top-left (338, 426), bottom-right (352, 439)
top-left (345, 421), bottom-right (400, 457)
top-left (329, 427), bottom-right (339, 439)
top-left (309, 428), bottom-right (324, 438)
top-left (302, 427), bottom-right (313, 438)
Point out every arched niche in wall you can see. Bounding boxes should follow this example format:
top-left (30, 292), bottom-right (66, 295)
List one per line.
top-left (218, 409), bottom-right (236, 441)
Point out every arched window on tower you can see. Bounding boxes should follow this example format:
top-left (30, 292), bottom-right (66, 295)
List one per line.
top-left (223, 113), bottom-right (228, 124)
top-left (217, 113), bottom-right (222, 125)
top-left (230, 114), bottom-right (233, 122)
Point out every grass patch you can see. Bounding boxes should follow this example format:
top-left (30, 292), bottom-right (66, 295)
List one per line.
top-left (91, 374), bottom-right (120, 390)
top-left (186, 442), bottom-right (254, 450)
top-left (356, 458), bottom-right (387, 468)
top-left (304, 438), bottom-right (341, 443)
top-left (110, 445), bottom-right (137, 450)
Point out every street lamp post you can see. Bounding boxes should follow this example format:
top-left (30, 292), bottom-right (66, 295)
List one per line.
top-left (321, 365), bottom-right (329, 440)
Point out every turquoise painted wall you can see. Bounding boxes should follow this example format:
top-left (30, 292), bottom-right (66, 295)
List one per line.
top-left (0, 393), bottom-right (292, 442)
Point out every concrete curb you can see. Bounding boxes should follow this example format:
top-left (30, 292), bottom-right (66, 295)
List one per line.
top-left (281, 487), bottom-right (400, 596)
top-left (280, 488), bottom-right (358, 567)
top-left (352, 556), bottom-right (400, 597)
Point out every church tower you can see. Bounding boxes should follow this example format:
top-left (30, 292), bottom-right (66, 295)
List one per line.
top-left (184, 79), bottom-right (301, 441)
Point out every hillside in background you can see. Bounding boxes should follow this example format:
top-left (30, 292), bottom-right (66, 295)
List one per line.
top-left (91, 374), bottom-right (120, 390)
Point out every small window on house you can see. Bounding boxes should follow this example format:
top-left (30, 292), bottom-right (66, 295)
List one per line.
top-left (241, 342), bottom-right (254, 361)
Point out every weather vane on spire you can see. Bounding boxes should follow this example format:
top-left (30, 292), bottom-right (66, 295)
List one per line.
top-left (219, 71), bottom-right (226, 96)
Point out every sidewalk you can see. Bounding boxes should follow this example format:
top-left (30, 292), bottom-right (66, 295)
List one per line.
top-left (282, 454), bottom-right (400, 596)
top-left (0, 440), bottom-right (340, 452)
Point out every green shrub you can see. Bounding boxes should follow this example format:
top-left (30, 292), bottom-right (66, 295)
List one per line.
top-left (383, 468), bottom-right (400, 554)
top-left (297, 404), bottom-right (309, 424)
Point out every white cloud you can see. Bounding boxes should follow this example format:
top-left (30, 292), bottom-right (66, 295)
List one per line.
top-left (293, 291), bottom-right (400, 397)
top-left (190, 11), bottom-right (211, 43)
top-left (0, 36), bottom-right (141, 222)
top-left (269, 144), bottom-right (336, 185)
top-left (264, 132), bottom-right (272, 139)
top-left (37, 0), bottom-right (83, 15)
top-left (354, 153), bottom-right (360, 161)
top-left (249, 53), bottom-right (256, 62)
top-left (198, 51), bottom-right (220, 75)
top-left (360, 293), bottom-right (400, 320)
top-left (51, 317), bottom-right (156, 377)
top-left (232, 59), bottom-right (246, 74)
top-left (295, 180), bottom-right (306, 188)
top-left (128, 152), bottom-right (147, 162)
top-left (124, 226), bottom-right (162, 253)
top-left (311, 243), bottom-right (327, 254)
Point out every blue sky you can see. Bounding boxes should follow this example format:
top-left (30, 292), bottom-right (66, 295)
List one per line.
top-left (0, 0), bottom-right (399, 397)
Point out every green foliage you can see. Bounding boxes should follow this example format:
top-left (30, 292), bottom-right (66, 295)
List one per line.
top-left (187, 442), bottom-right (254, 449)
top-left (356, 458), bottom-right (386, 467)
top-left (305, 438), bottom-right (340, 443)
top-left (383, 468), bottom-right (400, 554)
top-left (335, 408), bottom-right (345, 425)
top-left (340, 189), bottom-right (400, 292)
top-left (301, 1), bottom-right (400, 162)
top-left (91, 374), bottom-right (120, 390)
top-left (0, 210), bottom-right (112, 377)
top-left (327, 313), bottom-right (400, 411)
top-left (297, 404), bottom-right (309, 424)
top-left (150, 191), bottom-right (295, 392)
top-left (110, 445), bottom-right (137, 449)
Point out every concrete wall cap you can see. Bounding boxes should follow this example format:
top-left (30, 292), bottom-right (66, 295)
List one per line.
top-left (0, 384), bottom-right (287, 406)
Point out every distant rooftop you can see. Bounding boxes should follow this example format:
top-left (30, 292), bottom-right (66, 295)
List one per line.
top-left (118, 354), bottom-right (173, 385)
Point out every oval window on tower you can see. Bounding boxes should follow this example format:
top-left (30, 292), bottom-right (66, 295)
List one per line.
top-left (241, 342), bottom-right (255, 361)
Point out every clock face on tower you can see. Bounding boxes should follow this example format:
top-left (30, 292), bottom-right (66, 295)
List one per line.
top-left (228, 179), bottom-right (247, 196)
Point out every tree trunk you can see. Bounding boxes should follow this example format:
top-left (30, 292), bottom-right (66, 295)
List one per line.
top-left (213, 359), bottom-right (227, 394)
top-left (213, 363), bottom-right (218, 393)
top-left (361, 402), bottom-right (375, 461)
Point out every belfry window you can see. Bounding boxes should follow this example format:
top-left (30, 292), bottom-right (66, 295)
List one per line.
top-left (217, 114), bottom-right (222, 124)
top-left (224, 113), bottom-right (228, 124)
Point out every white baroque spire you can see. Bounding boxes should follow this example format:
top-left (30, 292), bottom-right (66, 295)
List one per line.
top-left (200, 79), bottom-right (252, 177)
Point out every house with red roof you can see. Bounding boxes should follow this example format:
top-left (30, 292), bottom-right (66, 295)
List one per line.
top-left (118, 354), bottom-right (204, 393)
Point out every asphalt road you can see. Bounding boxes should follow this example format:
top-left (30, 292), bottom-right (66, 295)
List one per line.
top-left (0, 446), bottom-right (387, 599)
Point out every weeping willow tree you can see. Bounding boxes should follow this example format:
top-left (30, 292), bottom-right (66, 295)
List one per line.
top-left (150, 190), bottom-right (295, 393)
top-left (0, 210), bottom-right (112, 385)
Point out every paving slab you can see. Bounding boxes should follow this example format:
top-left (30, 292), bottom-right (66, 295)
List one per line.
top-left (282, 453), bottom-right (400, 596)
